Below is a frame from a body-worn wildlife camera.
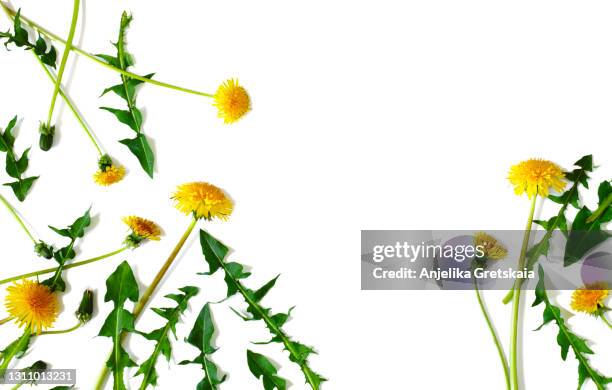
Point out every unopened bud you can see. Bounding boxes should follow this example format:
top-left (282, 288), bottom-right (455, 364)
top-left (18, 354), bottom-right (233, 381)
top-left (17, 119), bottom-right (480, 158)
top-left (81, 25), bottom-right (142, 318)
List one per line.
top-left (75, 289), bottom-right (94, 324)
top-left (38, 123), bottom-right (55, 151)
top-left (34, 241), bottom-right (54, 259)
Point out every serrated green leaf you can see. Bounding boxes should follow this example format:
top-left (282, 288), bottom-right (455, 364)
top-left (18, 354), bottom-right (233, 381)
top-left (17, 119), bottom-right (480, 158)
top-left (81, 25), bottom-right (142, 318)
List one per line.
top-left (0, 116), bottom-right (38, 202)
top-left (42, 208), bottom-right (92, 290)
top-left (16, 147), bottom-right (30, 174)
top-left (533, 266), bottom-right (611, 389)
top-left (564, 207), bottom-right (610, 266)
top-left (14, 360), bottom-right (48, 385)
top-left (11, 10), bottom-right (29, 47)
top-left (6, 152), bottom-right (20, 179)
top-left (574, 155), bottom-right (594, 172)
top-left (4, 176), bottom-right (38, 202)
top-left (99, 12), bottom-right (156, 178)
top-left (120, 133), bottom-right (154, 178)
top-left (0, 115), bottom-right (17, 151)
top-left (104, 261), bottom-right (139, 306)
top-left (200, 230), bottom-right (230, 276)
top-left (0, 10), bottom-right (56, 67)
top-left (0, 330), bottom-right (31, 374)
top-left (101, 107), bottom-right (140, 132)
top-left (182, 303), bottom-right (226, 390)
top-left (99, 261), bottom-right (139, 390)
top-left (95, 53), bottom-right (121, 68)
top-left (135, 286), bottom-right (198, 389)
top-left (199, 229), bottom-right (325, 389)
top-left (254, 275), bottom-right (280, 302)
top-left (246, 350), bottom-right (287, 390)
top-left (186, 303), bottom-right (216, 355)
top-left (101, 74), bottom-right (154, 101)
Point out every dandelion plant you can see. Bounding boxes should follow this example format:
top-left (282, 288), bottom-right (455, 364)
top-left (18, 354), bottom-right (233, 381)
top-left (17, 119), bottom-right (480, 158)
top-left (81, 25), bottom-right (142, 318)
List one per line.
top-left (99, 12), bottom-right (155, 177)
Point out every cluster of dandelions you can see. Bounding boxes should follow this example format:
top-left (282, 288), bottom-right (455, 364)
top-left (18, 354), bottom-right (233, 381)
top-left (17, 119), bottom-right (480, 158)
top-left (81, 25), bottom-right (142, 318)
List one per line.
top-left (1, 181), bottom-right (324, 389)
top-left (0, 213), bottom-right (162, 376)
top-left (0, 3), bottom-right (252, 192)
top-left (472, 156), bottom-right (611, 390)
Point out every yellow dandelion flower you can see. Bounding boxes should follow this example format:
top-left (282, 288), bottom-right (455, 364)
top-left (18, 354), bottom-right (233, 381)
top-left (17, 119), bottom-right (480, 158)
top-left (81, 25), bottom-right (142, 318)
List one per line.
top-left (5, 280), bottom-right (59, 334)
top-left (213, 79), bottom-right (251, 124)
top-left (571, 282), bottom-right (609, 314)
top-left (508, 159), bottom-right (565, 198)
top-left (172, 182), bottom-right (233, 220)
top-left (123, 216), bottom-right (162, 241)
top-left (474, 232), bottom-right (508, 260)
top-left (94, 165), bottom-right (125, 186)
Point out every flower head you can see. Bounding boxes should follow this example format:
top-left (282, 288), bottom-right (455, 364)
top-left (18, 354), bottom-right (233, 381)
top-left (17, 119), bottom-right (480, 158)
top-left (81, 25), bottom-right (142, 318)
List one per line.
top-left (173, 182), bottom-right (233, 220)
top-left (122, 216), bottom-right (162, 247)
top-left (571, 282), bottom-right (609, 314)
top-left (474, 232), bottom-right (508, 260)
top-left (213, 79), bottom-right (251, 124)
top-left (5, 280), bottom-right (59, 334)
top-left (508, 159), bottom-right (565, 198)
top-left (94, 155), bottom-right (125, 186)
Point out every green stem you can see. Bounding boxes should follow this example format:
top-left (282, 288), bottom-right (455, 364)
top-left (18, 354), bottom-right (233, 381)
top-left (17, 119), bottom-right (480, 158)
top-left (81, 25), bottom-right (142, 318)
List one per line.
top-left (509, 195), bottom-right (538, 390)
top-left (45, 0), bottom-right (80, 128)
top-left (94, 219), bottom-right (198, 390)
top-left (600, 313), bottom-right (612, 330)
top-left (0, 3), bottom-right (102, 155)
top-left (0, 247), bottom-right (127, 286)
top-left (474, 277), bottom-right (510, 390)
top-left (37, 322), bottom-right (81, 335)
top-left (587, 192), bottom-right (612, 223)
top-left (0, 193), bottom-right (36, 244)
top-left (0, 3), bottom-right (213, 98)
top-left (36, 55), bottom-right (103, 155)
top-left (502, 177), bottom-right (583, 305)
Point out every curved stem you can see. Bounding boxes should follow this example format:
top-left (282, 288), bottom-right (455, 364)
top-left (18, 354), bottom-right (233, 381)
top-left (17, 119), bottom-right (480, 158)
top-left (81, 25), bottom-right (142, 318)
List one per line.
top-left (600, 313), bottom-right (612, 330)
top-left (37, 322), bottom-right (81, 335)
top-left (509, 195), bottom-right (538, 390)
top-left (0, 247), bottom-right (127, 286)
top-left (45, 0), bottom-right (80, 127)
top-left (94, 219), bottom-right (198, 390)
top-left (36, 54), bottom-right (103, 155)
top-left (474, 277), bottom-right (510, 390)
top-left (0, 193), bottom-right (36, 244)
top-left (0, 4), bottom-right (103, 155)
top-left (0, 3), bottom-right (213, 98)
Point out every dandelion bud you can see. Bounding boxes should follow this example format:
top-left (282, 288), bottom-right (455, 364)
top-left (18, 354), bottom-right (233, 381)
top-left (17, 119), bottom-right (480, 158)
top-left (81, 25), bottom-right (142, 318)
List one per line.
top-left (75, 289), bottom-right (94, 324)
top-left (38, 123), bottom-right (55, 151)
top-left (34, 241), bottom-right (54, 259)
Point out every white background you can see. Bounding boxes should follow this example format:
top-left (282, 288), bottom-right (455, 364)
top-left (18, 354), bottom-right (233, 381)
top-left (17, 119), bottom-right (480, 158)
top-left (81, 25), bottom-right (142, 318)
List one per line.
top-left (0, 0), bottom-right (611, 389)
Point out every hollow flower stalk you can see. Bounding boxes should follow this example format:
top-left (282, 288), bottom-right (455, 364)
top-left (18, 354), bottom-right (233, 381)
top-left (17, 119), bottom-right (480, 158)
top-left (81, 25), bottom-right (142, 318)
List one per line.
top-left (0, 4), bottom-right (251, 125)
top-left (507, 158), bottom-right (565, 390)
top-left (0, 216), bottom-right (161, 286)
